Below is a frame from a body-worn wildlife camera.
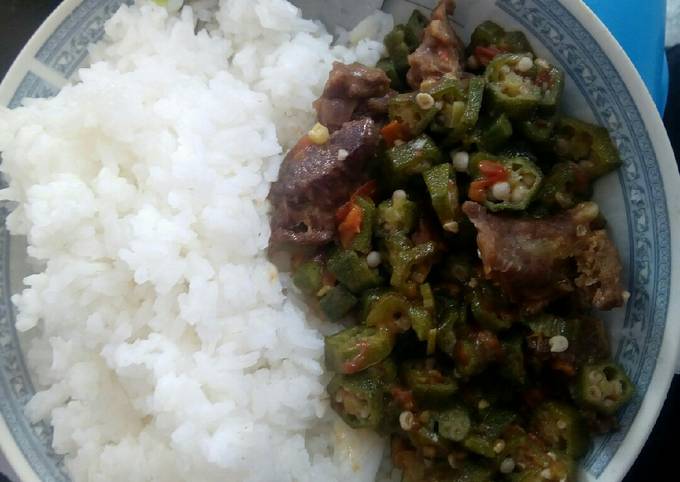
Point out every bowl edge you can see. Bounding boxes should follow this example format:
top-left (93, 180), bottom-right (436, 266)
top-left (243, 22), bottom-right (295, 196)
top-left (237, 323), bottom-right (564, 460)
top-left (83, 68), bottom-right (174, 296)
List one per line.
top-left (0, 1), bottom-right (84, 479)
top-left (561, 1), bottom-right (680, 481)
top-left (0, 1), bottom-right (678, 481)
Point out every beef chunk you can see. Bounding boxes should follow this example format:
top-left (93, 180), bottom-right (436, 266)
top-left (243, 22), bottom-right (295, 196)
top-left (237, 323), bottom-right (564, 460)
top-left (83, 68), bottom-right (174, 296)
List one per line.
top-left (406, 0), bottom-right (465, 89)
top-left (313, 98), bottom-right (358, 133)
top-left (269, 118), bottom-right (380, 247)
top-left (574, 230), bottom-right (625, 310)
top-left (463, 201), bottom-right (625, 311)
top-left (313, 62), bottom-right (392, 132)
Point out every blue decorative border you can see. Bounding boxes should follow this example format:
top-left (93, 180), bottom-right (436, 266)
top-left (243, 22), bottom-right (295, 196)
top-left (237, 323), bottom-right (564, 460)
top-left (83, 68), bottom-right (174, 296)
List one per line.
top-left (8, 72), bottom-right (59, 109)
top-left (0, 215), bottom-right (68, 481)
top-left (497, 0), bottom-right (671, 476)
top-left (35, 0), bottom-right (131, 78)
top-left (0, 0), bottom-right (672, 480)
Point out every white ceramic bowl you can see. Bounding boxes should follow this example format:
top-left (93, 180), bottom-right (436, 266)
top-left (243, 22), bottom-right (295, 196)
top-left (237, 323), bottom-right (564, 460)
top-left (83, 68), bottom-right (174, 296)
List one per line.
top-left (1, 1), bottom-right (678, 481)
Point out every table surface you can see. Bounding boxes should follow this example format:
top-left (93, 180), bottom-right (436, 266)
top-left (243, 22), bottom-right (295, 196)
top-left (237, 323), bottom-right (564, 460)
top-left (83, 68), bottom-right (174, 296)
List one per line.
top-left (0, 1), bottom-right (679, 481)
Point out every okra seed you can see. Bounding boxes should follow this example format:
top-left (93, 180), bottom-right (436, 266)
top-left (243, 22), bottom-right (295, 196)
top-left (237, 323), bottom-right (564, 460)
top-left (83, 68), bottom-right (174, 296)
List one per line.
top-left (491, 182), bottom-right (511, 202)
top-left (536, 58), bottom-right (550, 69)
top-left (547, 451), bottom-right (557, 461)
top-left (622, 290), bottom-right (631, 302)
top-left (478, 399), bottom-right (490, 410)
top-left (366, 251), bottom-right (381, 268)
top-left (500, 458), bottom-right (516, 474)
top-left (588, 386), bottom-right (603, 400)
top-left (420, 79), bottom-right (438, 91)
top-left (393, 139), bottom-right (405, 146)
top-left (557, 420), bottom-right (567, 430)
top-left (308, 122), bottom-right (329, 144)
top-left (549, 335), bottom-right (569, 353)
top-left (573, 201), bottom-right (600, 223)
top-left (335, 391), bottom-right (344, 403)
top-left (316, 285), bottom-right (332, 297)
top-left (467, 55), bottom-right (480, 70)
top-left (493, 439), bottom-right (506, 453)
top-left (540, 468), bottom-right (553, 479)
top-left (611, 380), bottom-right (623, 397)
top-left (511, 185), bottom-right (529, 203)
top-left (399, 411), bottom-right (415, 431)
top-left (452, 100), bottom-right (466, 115)
top-left (584, 201), bottom-right (600, 219)
top-left (599, 379), bottom-right (613, 396)
top-left (452, 151), bottom-right (470, 172)
top-left (522, 173), bottom-right (537, 187)
top-left (337, 148), bottom-right (349, 161)
top-left (448, 454), bottom-right (458, 469)
top-left (604, 399), bottom-right (615, 408)
top-left (501, 65), bottom-right (511, 74)
top-left (589, 370), bottom-right (604, 384)
top-left (392, 189), bottom-right (407, 202)
top-left (359, 406), bottom-right (370, 419)
top-left (517, 56), bottom-right (534, 72)
top-left (555, 192), bottom-right (572, 208)
top-left (443, 221), bottom-right (459, 233)
top-left (416, 92), bottom-right (435, 110)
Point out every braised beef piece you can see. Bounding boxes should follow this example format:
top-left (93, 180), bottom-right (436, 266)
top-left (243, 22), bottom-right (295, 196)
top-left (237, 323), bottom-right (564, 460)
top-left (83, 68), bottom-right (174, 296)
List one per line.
top-left (321, 62), bottom-right (391, 98)
top-left (313, 62), bottom-right (392, 132)
top-left (573, 230), bottom-right (625, 310)
top-left (353, 92), bottom-right (395, 120)
top-left (269, 118), bottom-right (380, 248)
top-left (463, 201), bottom-right (625, 312)
top-left (406, 0), bottom-right (465, 89)
top-left (313, 98), bottom-right (356, 133)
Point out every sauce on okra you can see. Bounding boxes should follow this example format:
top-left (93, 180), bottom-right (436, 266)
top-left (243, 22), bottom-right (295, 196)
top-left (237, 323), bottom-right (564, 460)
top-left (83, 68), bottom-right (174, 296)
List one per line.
top-left (268, 1), bottom-right (633, 480)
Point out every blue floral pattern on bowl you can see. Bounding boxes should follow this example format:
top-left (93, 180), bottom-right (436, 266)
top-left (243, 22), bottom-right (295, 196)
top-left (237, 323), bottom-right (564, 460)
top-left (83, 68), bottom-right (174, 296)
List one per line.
top-left (0, 0), bottom-right (671, 480)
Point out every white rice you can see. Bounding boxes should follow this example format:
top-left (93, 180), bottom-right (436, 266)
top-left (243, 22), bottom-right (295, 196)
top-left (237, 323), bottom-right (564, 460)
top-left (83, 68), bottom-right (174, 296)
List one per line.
top-left (0, 1), bottom-right (397, 481)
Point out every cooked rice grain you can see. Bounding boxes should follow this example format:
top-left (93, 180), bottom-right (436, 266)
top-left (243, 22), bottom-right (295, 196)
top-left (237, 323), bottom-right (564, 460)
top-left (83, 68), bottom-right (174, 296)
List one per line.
top-left (0, 1), bottom-right (393, 481)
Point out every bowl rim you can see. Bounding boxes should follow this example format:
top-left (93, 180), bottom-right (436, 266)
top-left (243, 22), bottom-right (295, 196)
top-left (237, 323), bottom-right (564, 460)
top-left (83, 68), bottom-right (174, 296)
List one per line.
top-left (568, 1), bottom-right (680, 480)
top-left (0, 0), bottom-right (84, 476)
top-left (0, 1), bottom-right (678, 481)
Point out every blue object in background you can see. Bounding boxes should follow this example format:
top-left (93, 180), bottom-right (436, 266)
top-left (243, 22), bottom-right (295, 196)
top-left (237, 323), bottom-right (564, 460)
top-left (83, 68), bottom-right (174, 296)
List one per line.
top-left (585, 0), bottom-right (669, 113)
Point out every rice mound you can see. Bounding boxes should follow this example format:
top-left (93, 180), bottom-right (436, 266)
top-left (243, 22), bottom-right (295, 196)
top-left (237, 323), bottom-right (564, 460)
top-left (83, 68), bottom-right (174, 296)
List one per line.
top-left (0, 1), bottom-right (397, 481)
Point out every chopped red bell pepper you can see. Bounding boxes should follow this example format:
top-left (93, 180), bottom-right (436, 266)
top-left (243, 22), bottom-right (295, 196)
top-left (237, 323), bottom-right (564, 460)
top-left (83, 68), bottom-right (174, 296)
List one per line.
top-left (338, 203), bottom-right (363, 249)
top-left (390, 386), bottom-right (416, 411)
top-left (341, 340), bottom-right (369, 374)
top-left (381, 120), bottom-right (411, 148)
top-left (474, 45), bottom-right (503, 66)
top-left (468, 160), bottom-right (509, 203)
top-left (335, 180), bottom-right (378, 248)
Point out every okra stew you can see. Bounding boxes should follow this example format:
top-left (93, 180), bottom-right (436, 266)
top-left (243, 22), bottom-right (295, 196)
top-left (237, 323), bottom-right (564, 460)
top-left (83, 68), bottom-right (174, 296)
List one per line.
top-left (268, 1), bottom-right (633, 480)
